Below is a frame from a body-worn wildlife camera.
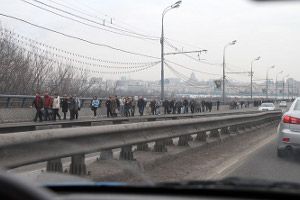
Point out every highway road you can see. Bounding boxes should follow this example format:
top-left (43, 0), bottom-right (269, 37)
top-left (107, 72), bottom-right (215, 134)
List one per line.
top-left (223, 136), bottom-right (300, 183)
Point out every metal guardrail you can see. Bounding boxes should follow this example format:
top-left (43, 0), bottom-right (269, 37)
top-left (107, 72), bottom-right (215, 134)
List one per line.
top-left (0, 109), bottom-right (261, 133)
top-left (0, 111), bottom-right (281, 170)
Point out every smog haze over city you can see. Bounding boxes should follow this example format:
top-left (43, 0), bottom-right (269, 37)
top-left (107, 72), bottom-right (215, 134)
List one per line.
top-left (1, 0), bottom-right (300, 83)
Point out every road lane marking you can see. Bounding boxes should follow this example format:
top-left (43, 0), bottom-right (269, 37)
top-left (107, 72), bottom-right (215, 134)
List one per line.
top-left (207, 133), bottom-right (277, 180)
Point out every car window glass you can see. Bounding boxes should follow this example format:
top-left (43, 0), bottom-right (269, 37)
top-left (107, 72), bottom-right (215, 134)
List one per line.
top-left (261, 103), bottom-right (273, 107)
top-left (294, 101), bottom-right (300, 111)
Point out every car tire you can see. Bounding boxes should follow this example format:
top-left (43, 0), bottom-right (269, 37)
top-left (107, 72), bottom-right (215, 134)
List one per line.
top-left (277, 149), bottom-right (285, 158)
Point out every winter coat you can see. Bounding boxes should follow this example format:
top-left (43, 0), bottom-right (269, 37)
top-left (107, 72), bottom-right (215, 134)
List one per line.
top-left (52, 96), bottom-right (60, 109)
top-left (69, 97), bottom-right (76, 111)
top-left (183, 99), bottom-right (189, 106)
top-left (105, 99), bottom-right (111, 109)
top-left (175, 101), bottom-right (183, 108)
top-left (163, 100), bottom-right (170, 108)
top-left (170, 100), bottom-right (175, 108)
top-left (110, 100), bottom-right (118, 113)
top-left (32, 96), bottom-right (43, 110)
top-left (116, 98), bottom-right (120, 108)
top-left (61, 98), bottom-right (69, 113)
top-left (150, 100), bottom-right (156, 109)
top-left (137, 99), bottom-right (145, 108)
top-left (44, 95), bottom-right (52, 109)
top-left (131, 99), bottom-right (136, 107)
top-left (74, 97), bottom-right (81, 111)
top-left (91, 99), bottom-right (100, 108)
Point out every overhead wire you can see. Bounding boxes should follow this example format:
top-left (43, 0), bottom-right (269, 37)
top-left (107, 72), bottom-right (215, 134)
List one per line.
top-left (13, 44), bottom-right (160, 75)
top-left (1, 29), bottom-right (160, 66)
top-left (45, 0), bottom-right (159, 40)
top-left (165, 62), bottom-right (206, 87)
top-left (0, 13), bottom-right (160, 59)
top-left (20, 0), bottom-right (159, 41)
top-left (165, 59), bottom-right (222, 76)
top-left (164, 40), bottom-right (222, 67)
top-left (71, 0), bottom-right (153, 36)
top-left (0, 31), bottom-right (159, 75)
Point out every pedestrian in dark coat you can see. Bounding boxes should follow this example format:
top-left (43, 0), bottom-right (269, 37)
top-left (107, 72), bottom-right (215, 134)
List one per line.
top-left (124, 97), bottom-right (131, 117)
top-left (131, 96), bottom-right (137, 116)
top-left (175, 100), bottom-right (183, 114)
top-left (183, 98), bottom-right (189, 113)
top-left (163, 99), bottom-right (170, 114)
top-left (68, 96), bottom-right (76, 120)
top-left (115, 95), bottom-right (120, 111)
top-left (61, 94), bottom-right (69, 120)
top-left (170, 99), bottom-right (176, 114)
top-left (137, 96), bottom-right (145, 116)
top-left (208, 101), bottom-right (212, 112)
top-left (105, 97), bottom-right (112, 118)
top-left (150, 99), bottom-right (156, 115)
top-left (190, 99), bottom-right (196, 113)
top-left (110, 96), bottom-right (118, 117)
top-left (43, 92), bottom-right (52, 121)
top-left (201, 100), bottom-right (206, 112)
top-left (216, 100), bottom-right (220, 111)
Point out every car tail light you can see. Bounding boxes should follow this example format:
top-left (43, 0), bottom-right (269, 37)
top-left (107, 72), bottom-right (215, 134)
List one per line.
top-left (283, 115), bottom-right (300, 124)
top-left (282, 137), bottom-right (290, 143)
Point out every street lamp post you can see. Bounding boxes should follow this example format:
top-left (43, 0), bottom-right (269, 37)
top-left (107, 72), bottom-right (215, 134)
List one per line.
top-left (222, 40), bottom-right (237, 103)
top-left (160, 1), bottom-right (182, 100)
top-left (250, 56), bottom-right (261, 99)
top-left (288, 79), bottom-right (290, 100)
top-left (266, 65), bottom-right (275, 99)
top-left (276, 70), bottom-right (283, 100)
top-left (282, 74), bottom-right (289, 100)
top-left (291, 80), bottom-right (294, 99)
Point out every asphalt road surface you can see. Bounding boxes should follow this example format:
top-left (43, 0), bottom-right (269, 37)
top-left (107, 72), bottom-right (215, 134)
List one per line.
top-left (223, 136), bottom-right (300, 183)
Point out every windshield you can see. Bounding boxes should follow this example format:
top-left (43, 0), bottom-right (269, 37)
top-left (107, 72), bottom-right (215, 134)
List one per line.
top-left (1, 0), bottom-right (300, 191)
top-left (294, 100), bottom-right (300, 111)
top-left (261, 103), bottom-right (274, 107)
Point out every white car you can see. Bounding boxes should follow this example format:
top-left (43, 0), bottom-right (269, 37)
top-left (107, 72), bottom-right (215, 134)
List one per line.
top-left (277, 97), bottom-right (300, 157)
top-left (279, 101), bottom-right (287, 107)
top-left (258, 103), bottom-right (276, 111)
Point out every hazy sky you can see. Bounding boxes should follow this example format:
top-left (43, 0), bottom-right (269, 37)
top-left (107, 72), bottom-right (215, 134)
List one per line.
top-left (1, 0), bottom-right (300, 83)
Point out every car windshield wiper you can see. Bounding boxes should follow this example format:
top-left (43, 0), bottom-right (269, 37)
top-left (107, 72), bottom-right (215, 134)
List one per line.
top-left (157, 177), bottom-right (300, 191)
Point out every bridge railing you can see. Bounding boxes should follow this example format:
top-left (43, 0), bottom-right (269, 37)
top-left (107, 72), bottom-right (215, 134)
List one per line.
top-left (0, 110), bottom-right (281, 174)
top-left (0, 109), bottom-right (261, 133)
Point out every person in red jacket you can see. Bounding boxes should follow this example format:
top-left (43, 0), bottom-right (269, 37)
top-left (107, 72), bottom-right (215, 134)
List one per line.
top-left (43, 92), bottom-right (52, 121)
top-left (32, 92), bottom-right (43, 122)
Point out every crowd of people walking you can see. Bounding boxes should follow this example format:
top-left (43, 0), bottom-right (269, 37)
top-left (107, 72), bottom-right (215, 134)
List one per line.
top-left (32, 92), bottom-right (260, 122)
top-left (32, 92), bottom-right (81, 122)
